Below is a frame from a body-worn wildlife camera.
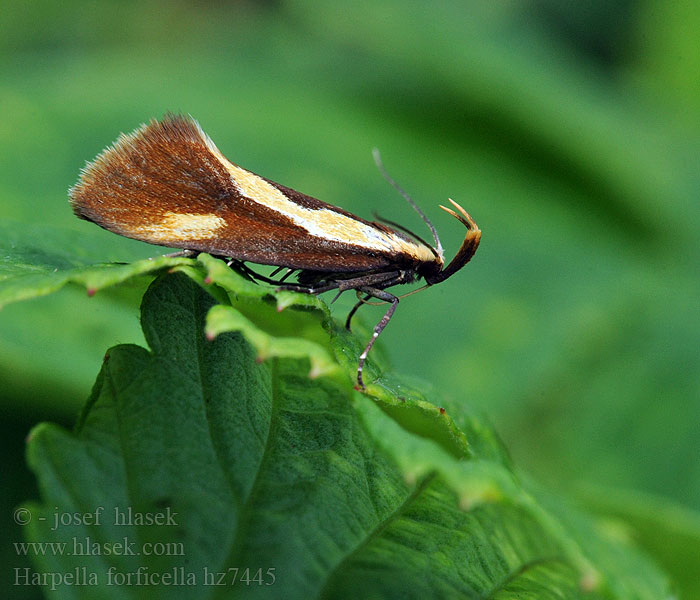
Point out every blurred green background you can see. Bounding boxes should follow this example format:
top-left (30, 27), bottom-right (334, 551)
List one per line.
top-left (2, 0), bottom-right (699, 597)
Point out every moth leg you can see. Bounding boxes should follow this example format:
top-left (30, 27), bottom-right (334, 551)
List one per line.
top-left (331, 273), bottom-right (397, 305)
top-left (230, 262), bottom-right (298, 286)
top-left (278, 269), bottom-right (297, 283)
top-left (276, 280), bottom-right (341, 295)
top-left (341, 271), bottom-right (405, 330)
top-left (355, 287), bottom-right (399, 390)
top-left (160, 249), bottom-right (197, 258)
top-left (277, 270), bottom-right (401, 296)
top-left (345, 293), bottom-right (371, 331)
top-left (268, 267), bottom-right (297, 283)
top-left (269, 266), bottom-right (286, 278)
top-left (223, 260), bottom-right (267, 284)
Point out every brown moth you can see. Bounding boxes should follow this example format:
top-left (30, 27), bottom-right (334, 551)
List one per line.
top-left (70, 114), bottom-right (481, 388)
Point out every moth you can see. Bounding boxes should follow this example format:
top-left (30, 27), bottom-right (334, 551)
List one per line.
top-left (69, 115), bottom-right (481, 388)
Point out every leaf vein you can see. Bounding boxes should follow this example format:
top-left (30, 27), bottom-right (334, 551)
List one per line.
top-left (317, 470), bottom-right (439, 599)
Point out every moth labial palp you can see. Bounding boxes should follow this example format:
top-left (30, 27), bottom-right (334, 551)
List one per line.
top-left (69, 114), bottom-right (481, 390)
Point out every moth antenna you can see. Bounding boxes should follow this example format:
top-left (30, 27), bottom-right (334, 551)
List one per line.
top-left (372, 148), bottom-right (444, 260)
top-left (397, 283), bottom-right (430, 299)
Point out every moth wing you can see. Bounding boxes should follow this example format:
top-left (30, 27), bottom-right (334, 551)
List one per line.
top-left (70, 114), bottom-right (432, 271)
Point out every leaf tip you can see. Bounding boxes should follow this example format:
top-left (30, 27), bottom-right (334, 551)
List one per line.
top-left (275, 295), bottom-right (295, 312)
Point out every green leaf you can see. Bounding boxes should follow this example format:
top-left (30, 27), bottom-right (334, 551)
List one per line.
top-left (0, 220), bottom-right (471, 456)
top-left (3, 4), bottom-right (697, 596)
top-left (21, 274), bottom-right (673, 599)
top-left (576, 485), bottom-right (700, 600)
top-left (205, 304), bottom-right (340, 380)
top-left (193, 251), bottom-right (473, 457)
top-left (0, 220), bottom-right (198, 308)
